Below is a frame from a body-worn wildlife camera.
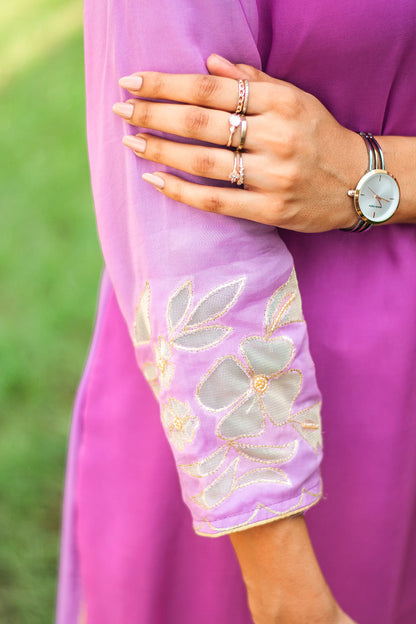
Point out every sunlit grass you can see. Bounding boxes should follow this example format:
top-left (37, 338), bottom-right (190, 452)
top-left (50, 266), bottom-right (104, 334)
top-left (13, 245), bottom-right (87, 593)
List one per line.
top-left (0, 0), bottom-right (82, 90)
top-left (0, 7), bottom-right (101, 622)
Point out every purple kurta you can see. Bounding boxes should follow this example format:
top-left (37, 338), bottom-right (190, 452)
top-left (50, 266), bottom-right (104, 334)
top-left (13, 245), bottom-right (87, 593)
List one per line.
top-left (56, 1), bottom-right (416, 623)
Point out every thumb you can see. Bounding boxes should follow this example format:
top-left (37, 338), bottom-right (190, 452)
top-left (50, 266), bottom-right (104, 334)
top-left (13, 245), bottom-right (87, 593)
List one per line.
top-left (206, 54), bottom-right (276, 83)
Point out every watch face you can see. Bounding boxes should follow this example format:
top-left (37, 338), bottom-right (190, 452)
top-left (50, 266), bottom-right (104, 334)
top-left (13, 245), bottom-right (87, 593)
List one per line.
top-left (356, 169), bottom-right (400, 223)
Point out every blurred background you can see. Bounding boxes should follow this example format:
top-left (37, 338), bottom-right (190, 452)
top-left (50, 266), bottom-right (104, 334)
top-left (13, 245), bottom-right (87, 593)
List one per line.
top-left (0, 1), bottom-right (102, 621)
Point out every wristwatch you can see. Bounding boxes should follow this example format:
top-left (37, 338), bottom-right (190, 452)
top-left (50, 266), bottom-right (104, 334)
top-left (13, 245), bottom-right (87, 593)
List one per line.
top-left (343, 132), bottom-right (400, 232)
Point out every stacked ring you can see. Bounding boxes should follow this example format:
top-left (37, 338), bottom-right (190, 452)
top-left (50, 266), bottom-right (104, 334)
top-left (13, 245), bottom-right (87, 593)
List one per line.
top-left (228, 79), bottom-right (249, 186)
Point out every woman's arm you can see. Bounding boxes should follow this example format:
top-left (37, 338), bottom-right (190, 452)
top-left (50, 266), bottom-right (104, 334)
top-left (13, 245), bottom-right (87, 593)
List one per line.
top-left (230, 515), bottom-right (357, 624)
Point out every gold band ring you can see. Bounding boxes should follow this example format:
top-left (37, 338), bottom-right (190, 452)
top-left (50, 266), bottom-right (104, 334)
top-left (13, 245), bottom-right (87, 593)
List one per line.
top-left (237, 116), bottom-right (247, 150)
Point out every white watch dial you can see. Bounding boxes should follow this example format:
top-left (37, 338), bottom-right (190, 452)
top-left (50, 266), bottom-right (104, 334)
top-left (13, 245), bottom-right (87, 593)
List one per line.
top-left (356, 169), bottom-right (400, 223)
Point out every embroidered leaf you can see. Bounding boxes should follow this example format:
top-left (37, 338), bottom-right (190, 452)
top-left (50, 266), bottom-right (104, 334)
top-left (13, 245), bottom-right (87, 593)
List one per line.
top-left (264, 269), bottom-right (303, 336)
top-left (174, 326), bottom-right (231, 351)
top-left (133, 282), bottom-right (151, 346)
top-left (180, 446), bottom-right (229, 478)
top-left (233, 440), bottom-right (299, 464)
top-left (235, 468), bottom-right (291, 490)
top-left (192, 459), bottom-right (239, 509)
top-left (290, 402), bottom-right (322, 452)
top-left (185, 277), bottom-right (245, 328)
top-left (167, 281), bottom-right (192, 333)
top-left (197, 356), bottom-right (250, 411)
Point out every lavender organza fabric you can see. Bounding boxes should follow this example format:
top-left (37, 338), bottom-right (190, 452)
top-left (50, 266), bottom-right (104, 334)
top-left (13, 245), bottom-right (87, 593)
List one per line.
top-left (56, 1), bottom-right (416, 623)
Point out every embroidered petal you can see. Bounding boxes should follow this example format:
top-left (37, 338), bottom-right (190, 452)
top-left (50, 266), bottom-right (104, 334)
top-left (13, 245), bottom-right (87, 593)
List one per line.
top-left (170, 429), bottom-right (185, 451)
top-left (133, 282), bottom-right (151, 346)
top-left (235, 468), bottom-right (291, 489)
top-left (261, 370), bottom-right (302, 426)
top-left (197, 357), bottom-right (250, 411)
top-left (192, 459), bottom-right (239, 509)
top-left (241, 336), bottom-right (294, 376)
top-left (186, 277), bottom-right (245, 327)
top-left (233, 440), bottom-right (299, 464)
top-left (174, 326), bottom-right (231, 351)
top-left (265, 269), bottom-right (303, 336)
top-left (167, 281), bottom-right (192, 333)
top-left (160, 361), bottom-right (174, 389)
top-left (290, 402), bottom-right (322, 451)
top-left (218, 395), bottom-right (265, 439)
top-left (157, 336), bottom-right (172, 359)
top-left (182, 416), bottom-right (199, 443)
top-left (180, 446), bottom-right (229, 478)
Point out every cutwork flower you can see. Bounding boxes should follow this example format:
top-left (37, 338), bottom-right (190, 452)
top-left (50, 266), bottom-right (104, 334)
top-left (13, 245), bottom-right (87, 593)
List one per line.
top-left (197, 336), bottom-right (302, 439)
top-left (154, 336), bottom-right (174, 389)
top-left (161, 398), bottom-right (199, 451)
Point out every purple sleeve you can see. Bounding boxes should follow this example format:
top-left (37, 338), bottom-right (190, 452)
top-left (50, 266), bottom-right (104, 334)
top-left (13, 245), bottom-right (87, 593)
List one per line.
top-left (83, 0), bottom-right (323, 536)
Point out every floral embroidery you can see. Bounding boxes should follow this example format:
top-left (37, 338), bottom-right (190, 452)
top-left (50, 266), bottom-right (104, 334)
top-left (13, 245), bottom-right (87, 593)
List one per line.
top-left (186, 269), bottom-right (322, 510)
top-left (197, 337), bottom-right (300, 439)
top-left (133, 276), bottom-right (246, 393)
top-left (161, 398), bottom-right (199, 451)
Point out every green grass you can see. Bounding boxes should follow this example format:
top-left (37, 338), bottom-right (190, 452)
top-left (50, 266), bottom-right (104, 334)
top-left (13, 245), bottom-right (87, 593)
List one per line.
top-left (0, 12), bottom-right (101, 623)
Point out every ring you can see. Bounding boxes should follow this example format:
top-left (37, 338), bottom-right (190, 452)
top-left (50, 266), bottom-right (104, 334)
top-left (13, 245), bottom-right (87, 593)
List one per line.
top-left (229, 151), bottom-right (245, 186)
top-left (235, 79), bottom-right (249, 115)
top-left (227, 114), bottom-right (241, 147)
top-left (237, 116), bottom-right (247, 150)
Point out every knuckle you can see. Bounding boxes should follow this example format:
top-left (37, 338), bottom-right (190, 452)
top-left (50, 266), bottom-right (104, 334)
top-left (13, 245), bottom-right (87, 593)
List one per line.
top-left (184, 107), bottom-right (210, 134)
top-left (192, 153), bottom-right (216, 176)
top-left (195, 75), bottom-right (219, 101)
top-left (148, 72), bottom-right (165, 97)
top-left (170, 179), bottom-right (184, 204)
top-left (148, 141), bottom-right (164, 164)
top-left (279, 164), bottom-right (301, 190)
top-left (202, 193), bottom-right (225, 214)
top-left (136, 102), bottom-right (152, 127)
top-left (279, 87), bottom-right (302, 116)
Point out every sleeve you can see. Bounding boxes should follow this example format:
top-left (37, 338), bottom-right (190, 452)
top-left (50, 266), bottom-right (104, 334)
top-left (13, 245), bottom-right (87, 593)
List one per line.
top-left (83, 0), bottom-right (323, 536)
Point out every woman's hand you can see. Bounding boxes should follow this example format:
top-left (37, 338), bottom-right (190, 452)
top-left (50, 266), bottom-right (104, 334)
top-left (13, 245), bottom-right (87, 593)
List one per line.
top-left (113, 54), bottom-right (365, 232)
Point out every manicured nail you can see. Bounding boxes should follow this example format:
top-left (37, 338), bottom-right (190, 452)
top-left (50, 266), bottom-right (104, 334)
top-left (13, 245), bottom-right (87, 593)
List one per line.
top-left (119, 75), bottom-right (143, 90)
top-left (142, 173), bottom-right (165, 190)
top-left (112, 102), bottom-right (134, 119)
top-left (122, 135), bottom-right (146, 152)
top-left (211, 54), bottom-right (234, 67)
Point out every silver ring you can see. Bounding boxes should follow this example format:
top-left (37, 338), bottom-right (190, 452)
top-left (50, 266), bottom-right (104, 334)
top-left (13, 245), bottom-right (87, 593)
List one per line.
top-left (237, 116), bottom-right (247, 150)
top-left (229, 151), bottom-right (245, 186)
top-left (227, 114), bottom-right (241, 148)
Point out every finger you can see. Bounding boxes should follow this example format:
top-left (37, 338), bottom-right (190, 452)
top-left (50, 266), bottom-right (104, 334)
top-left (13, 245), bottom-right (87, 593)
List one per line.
top-left (118, 71), bottom-right (269, 114)
top-left (114, 99), bottom-right (260, 148)
top-left (206, 54), bottom-right (276, 84)
top-left (141, 171), bottom-right (274, 224)
top-left (123, 133), bottom-right (260, 185)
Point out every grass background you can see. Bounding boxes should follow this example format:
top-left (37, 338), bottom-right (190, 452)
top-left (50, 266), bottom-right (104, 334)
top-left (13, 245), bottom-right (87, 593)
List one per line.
top-left (0, 1), bottom-right (102, 621)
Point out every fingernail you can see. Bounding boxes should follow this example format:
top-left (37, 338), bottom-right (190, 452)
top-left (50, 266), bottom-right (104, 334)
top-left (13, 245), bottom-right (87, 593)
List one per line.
top-left (119, 75), bottom-right (143, 90)
top-left (112, 102), bottom-right (134, 119)
top-left (123, 135), bottom-right (146, 153)
top-left (211, 54), bottom-right (234, 67)
top-left (142, 173), bottom-right (165, 190)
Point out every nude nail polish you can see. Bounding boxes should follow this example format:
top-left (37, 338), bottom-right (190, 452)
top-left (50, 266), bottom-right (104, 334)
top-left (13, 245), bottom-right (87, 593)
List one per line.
top-left (142, 173), bottom-right (165, 190)
top-left (119, 75), bottom-right (143, 90)
top-left (112, 102), bottom-right (134, 119)
top-left (122, 135), bottom-right (146, 152)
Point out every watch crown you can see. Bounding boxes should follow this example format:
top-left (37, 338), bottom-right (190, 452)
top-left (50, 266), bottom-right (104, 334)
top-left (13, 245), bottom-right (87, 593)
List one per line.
top-left (347, 190), bottom-right (356, 197)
